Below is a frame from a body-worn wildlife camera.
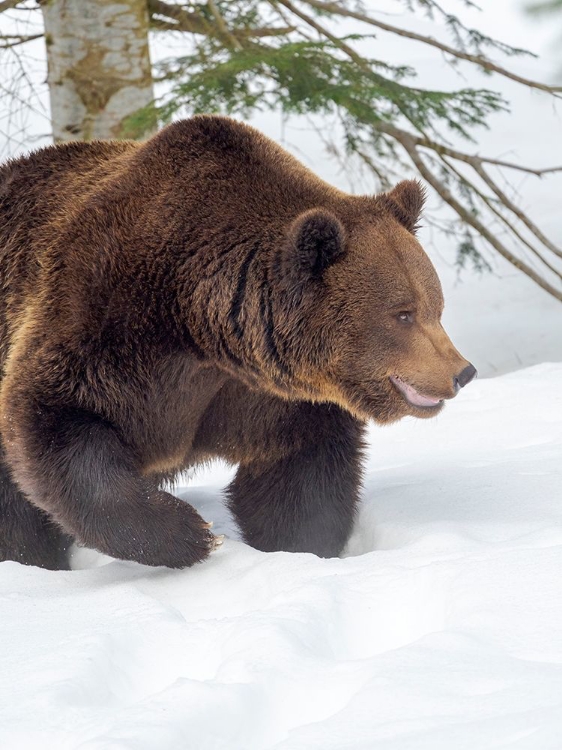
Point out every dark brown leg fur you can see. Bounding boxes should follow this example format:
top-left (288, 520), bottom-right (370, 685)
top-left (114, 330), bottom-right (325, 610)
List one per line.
top-left (226, 403), bottom-right (365, 557)
top-left (3, 404), bottom-right (215, 569)
top-left (0, 453), bottom-right (71, 570)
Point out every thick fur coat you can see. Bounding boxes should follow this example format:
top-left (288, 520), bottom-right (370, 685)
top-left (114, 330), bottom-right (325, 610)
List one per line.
top-left (0, 116), bottom-right (475, 569)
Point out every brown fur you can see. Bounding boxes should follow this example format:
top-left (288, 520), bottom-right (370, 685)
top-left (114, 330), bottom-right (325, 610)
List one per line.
top-left (0, 116), bottom-right (474, 569)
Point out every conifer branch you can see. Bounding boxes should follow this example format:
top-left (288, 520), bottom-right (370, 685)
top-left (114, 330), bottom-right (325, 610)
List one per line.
top-left (148, 1), bottom-right (294, 40)
top-left (440, 155), bottom-right (562, 280)
top-left (391, 128), bottom-right (562, 301)
top-left (301, 0), bottom-right (562, 95)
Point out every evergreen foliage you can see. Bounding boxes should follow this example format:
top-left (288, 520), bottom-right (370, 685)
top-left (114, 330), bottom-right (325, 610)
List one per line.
top-left (2, 0), bottom-right (562, 299)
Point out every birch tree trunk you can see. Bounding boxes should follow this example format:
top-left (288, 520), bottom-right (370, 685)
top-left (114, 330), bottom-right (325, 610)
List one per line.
top-left (41, 0), bottom-right (154, 142)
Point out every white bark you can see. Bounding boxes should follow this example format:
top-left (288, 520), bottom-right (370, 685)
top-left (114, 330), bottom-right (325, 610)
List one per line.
top-left (41, 0), bottom-right (154, 142)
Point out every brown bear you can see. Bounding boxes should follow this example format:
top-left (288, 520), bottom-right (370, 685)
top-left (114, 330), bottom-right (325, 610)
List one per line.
top-left (0, 115), bottom-right (476, 570)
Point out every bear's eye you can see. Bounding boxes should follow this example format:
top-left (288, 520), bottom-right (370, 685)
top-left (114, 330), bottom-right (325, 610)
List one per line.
top-left (396, 311), bottom-right (414, 324)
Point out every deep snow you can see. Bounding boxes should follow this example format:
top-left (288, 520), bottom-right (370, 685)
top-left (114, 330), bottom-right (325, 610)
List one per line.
top-left (1, 364), bottom-right (562, 750)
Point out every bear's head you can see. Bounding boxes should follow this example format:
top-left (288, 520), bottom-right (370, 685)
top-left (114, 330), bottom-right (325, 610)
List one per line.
top-left (273, 179), bottom-right (476, 423)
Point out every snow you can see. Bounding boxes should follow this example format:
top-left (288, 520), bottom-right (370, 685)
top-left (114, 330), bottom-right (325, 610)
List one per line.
top-left (2, 363), bottom-right (562, 749)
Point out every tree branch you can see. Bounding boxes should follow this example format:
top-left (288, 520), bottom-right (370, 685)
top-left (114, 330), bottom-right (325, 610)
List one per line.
top-left (275, 0), bottom-right (376, 72)
top-left (273, 0), bottom-right (420, 122)
top-left (207, 0), bottom-right (243, 50)
top-left (0, 0), bottom-right (24, 13)
top-left (272, 0), bottom-right (503, 141)
top-left (374, 120), bottom-right (562, 177)
top-left (148, 0), bottom-right (294, 39)
top-left (0, 33), bottom-right (42, 48)
top-left (394, 130), bottom-right (562, 301)
top-left (301, 0), bottom-right (562, 96)
top-left (440, 155), bottom-right (562, 280)
top-left (471, 161), bottom-right (562, 260)
top-left (148, 0), bottom-right (211, 34)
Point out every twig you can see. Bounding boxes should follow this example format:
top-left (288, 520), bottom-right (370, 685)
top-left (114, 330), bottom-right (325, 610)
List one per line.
top-left (0, 0), bottom-right (24, 13)
top-left (207, 0), bottom-right (243, 50)
top-left (396, 131), bottom-right (562, 301)
top-left (0, 33), bottom-right (42, 48)
top-left (440, 155), bottom-right (562, 279)
top-left (374, 120), bottom-right (562, 177)
top-left (472, 162), bottom-right (562, 260)
top-left (301, 0), bottom-right (562, 96)
top-left (148, 0), bottom-right (293, 40)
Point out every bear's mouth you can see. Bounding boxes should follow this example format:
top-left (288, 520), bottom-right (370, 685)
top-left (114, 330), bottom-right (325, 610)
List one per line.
top-left (390, 375), bottom-right (443, 410)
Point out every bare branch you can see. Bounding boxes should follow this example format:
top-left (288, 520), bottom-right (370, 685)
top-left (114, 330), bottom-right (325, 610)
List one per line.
top-left (0, 33), bottom-right (42, 48)
top-left (302, 0), bottom-right (562, 95)
top-left (0, 0), bottom-right (24, 13)
top-left (274, 0), bottom-right (374, 71)
top-left (148, 0), bottom-right (210, 34)
top-left (355, 148), bottom-right (393, 190)
top-left (374, 120), bottom-right (562, 177)
top-left (393, 129), bottom-right (562, 301)
top-left (440, 155), bottom-right (562, 279)
top-left (369, 119), bottom-right (562, 281)
top-left (207, 0), bottom-right (242, 49)
top-left (472, 162), bottom-right (562, 260)
top-left (148, 0), bottom-right (294, 39)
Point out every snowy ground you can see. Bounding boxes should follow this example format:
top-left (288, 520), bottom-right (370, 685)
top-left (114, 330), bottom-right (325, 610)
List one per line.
top-left (1, 363), bottom-right (562, 749)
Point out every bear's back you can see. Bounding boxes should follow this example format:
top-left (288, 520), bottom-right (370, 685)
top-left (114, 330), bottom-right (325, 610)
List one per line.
top-left (0, 140), bottom-right (138, 371)
top-left (0, 117), bottom-right (356, 377)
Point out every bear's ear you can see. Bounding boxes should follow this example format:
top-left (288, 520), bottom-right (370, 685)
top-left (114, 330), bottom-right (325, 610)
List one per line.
top-left (381, 179), bottom-right (426, 234)
top-left (287, 208), bottom-right (346, 279)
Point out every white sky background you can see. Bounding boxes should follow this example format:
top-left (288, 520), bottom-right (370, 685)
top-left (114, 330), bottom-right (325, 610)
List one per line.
top-left (1, 0), bottom-right (561, 374)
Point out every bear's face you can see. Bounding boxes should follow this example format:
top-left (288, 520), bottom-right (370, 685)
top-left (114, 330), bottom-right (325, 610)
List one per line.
top-left (277, 180), bottom-right (475, 424)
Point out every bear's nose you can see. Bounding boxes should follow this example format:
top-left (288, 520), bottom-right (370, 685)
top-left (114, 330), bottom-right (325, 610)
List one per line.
top-left (453, 363), bottom-right (477, 391)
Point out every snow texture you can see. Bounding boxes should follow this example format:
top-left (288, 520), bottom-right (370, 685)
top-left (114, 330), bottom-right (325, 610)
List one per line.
top-left (1, 363), bottom-right (562, 749)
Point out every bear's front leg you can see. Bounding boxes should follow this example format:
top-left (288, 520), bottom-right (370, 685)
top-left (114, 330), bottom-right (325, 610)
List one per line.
top-left (226, 404), bottom-right (365, 558)
top-left (2, 403), bottom-right (216, 568)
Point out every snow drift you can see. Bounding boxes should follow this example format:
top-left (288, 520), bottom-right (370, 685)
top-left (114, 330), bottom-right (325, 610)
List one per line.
top-left (1, 363), bottom-right (561, 750)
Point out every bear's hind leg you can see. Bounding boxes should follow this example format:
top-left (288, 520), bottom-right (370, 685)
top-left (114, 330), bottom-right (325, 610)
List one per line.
top-left (226, 404), bottom-right (365, 558)
top-left (0, 455), bottom-right (71, 570)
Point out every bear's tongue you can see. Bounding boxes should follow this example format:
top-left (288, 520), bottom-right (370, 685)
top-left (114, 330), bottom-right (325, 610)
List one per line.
top-left (390, 376), bottom-right (441, 408)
